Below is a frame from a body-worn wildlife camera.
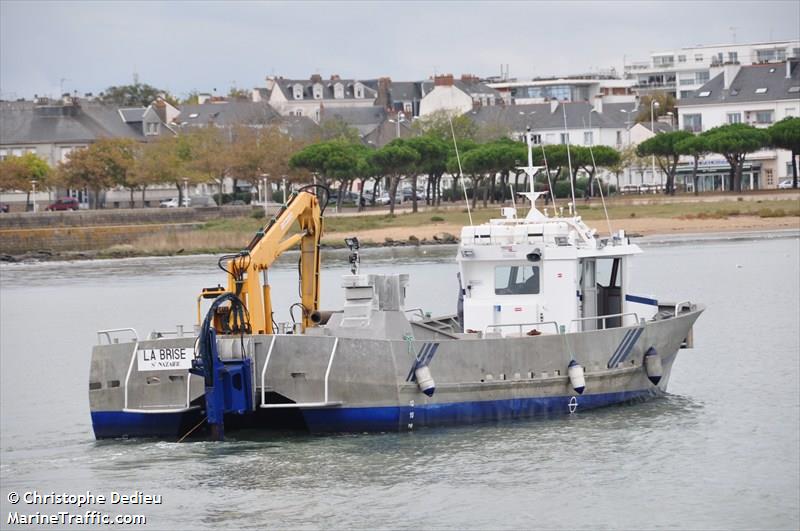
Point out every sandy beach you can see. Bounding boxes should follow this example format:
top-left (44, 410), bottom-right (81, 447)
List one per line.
top-left (324, 215), bottom-right (800, 244)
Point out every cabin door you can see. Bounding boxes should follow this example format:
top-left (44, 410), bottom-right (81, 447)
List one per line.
top-left (580, 259), bottom-right (598, 330)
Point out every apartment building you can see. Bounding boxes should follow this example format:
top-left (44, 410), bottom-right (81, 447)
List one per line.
top-left (625, 39), bottom-right (800, 100)
top-left (676, 58), bottom-right (800, 190)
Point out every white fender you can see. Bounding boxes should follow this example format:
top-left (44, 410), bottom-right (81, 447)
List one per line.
top-left (567, 360), bottom-right (585, 395)
top-left (415, 365), bottom-right (436, 397)
top-left (644, 347), bottom-right (662, 385)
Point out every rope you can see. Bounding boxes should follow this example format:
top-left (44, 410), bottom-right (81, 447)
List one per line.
top-left (177, 416), bottom-right (207, 443)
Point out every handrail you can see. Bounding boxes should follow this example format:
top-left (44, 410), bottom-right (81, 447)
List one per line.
top-left (259, 335), bottom-right (278, 407)
top-left (485, 321), bottom-right (561, 336)
top-left (674, 300), bottom-right (692, 316)
top-left (569, 312), bottom-right (640, 332)
top-left (96, 327), bottom-right (139, 345)
top-left (121, 334), bottom-right (195, 414)
top-left (260, 337), bottom-right (341, 409)
top-left (122, 339), bottom-right (139, 410)
top-left (404, 308), bottom-right (426, 320)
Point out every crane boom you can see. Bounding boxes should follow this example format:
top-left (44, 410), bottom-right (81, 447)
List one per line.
top-left (206, 186), bottom-right (327, 335)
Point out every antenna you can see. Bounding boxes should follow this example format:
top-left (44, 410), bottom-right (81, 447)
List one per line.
top-left (583, 117), bottom-right (613, 237)
top-left (561, 103), bottom-right (577, 215)
top-left (540, 142), bottom-right (557, 211)
top-left (448, 114), bottom-right (473, 226)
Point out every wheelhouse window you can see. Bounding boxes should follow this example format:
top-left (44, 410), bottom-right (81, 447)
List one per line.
top-left (495, 266), bottom-right (539, 295)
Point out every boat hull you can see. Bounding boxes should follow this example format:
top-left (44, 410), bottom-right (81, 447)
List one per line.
top-left (89, 309), bottom-right (698, 439)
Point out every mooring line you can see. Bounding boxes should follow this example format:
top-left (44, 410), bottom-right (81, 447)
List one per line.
top-left (177, 416), bottom-right (207, 443)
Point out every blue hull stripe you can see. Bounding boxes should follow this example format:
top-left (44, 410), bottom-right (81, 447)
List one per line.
top-left (91, 389), bottom-right (660, 438)
top-left (626, 294), bottom-right (659, 306)
top-left (302, 389), bottom-right (659, 433)
top-left (607, 327), bottom-right (643, 368)
top-left (406, 342), bottom-right (440, 383)
top-left (607, 329), bottom-right (634, 368)
top-left (91, 410), bottom-right (201, 439)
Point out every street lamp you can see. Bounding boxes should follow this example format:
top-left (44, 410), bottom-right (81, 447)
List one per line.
top-left (388, 111), bottom-right (406, 138)
top-left (651, 99), bottom-right (660, 189)
top-left (30, 180), bottom-right (37, 212)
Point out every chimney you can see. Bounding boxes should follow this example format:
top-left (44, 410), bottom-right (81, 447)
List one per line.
top-left (376, 77), bottom-right (391, 109)
top-left (593, 95), bottom-right (603, 114)
top-left (550, 99), bottom-right (559, 113)
top-left (330, 74), bottom-right (341, 81)
top-left (265, 76), bottom-right (276, 91)
top-left (434, 74), bottom-right (454, 87)
top-left (460, 73), bottom-right (478, 83)
top-left (310, 74), bottom-right (322, 83)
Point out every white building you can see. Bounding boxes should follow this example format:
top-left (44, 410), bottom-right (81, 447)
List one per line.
top-left (264, 75), bottom-right (378, 122)
top-left (625, 39), bottom-right (800, 100)
top-left (418, 75), bottom-right (502, 117)
top-left (676, 58), bottom-right (800, 190)
top-left (487, 74), bottom-right (636, 106)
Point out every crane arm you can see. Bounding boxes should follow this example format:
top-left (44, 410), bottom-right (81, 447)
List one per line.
top-left (209, 186), bottom-right (327, 335)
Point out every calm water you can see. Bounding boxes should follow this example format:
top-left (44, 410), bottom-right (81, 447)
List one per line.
top-left (1, 235), bottom-right (798, 530)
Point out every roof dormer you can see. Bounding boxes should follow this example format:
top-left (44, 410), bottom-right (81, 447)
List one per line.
top-left (292, 83), bottom-right (304, 100)
top-left (354, 82), bottom-right (365, 99)
top-left (313, 82), bottom-right (324, 100)
top-left (333, 82), bottom-right (344, 99)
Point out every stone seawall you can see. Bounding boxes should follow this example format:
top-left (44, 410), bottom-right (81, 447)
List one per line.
top-left (0, 205), bottom-right (253, 229)
top-left (0, 206), bottom-right (255, 255)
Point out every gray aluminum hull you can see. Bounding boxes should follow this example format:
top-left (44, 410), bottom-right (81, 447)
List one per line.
top-left (89, 309), bottom-right (701, 439)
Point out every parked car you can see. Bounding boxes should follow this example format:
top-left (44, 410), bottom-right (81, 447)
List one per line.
top-left (159, 197), bottom-right (190, 208)
top-left (45, 197), bottom-right (79, 211)
top-left (376, 192), bottom-right (404, 206)
top-left (777, 178), bottom-right (794, 189)
top-left (401, 188), bottom-right (425, 201)
top-left (0, 203), bottom-right (9, 213)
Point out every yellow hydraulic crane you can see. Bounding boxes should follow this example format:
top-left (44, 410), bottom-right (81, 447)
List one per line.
top-left (199, 185), bottom-right (328, 335)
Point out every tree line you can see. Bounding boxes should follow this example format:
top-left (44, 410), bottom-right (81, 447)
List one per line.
top-left (1, 115), bottom-right (797, 211)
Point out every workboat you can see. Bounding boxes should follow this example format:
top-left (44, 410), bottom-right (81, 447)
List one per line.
top-left (89, 139), bottom-right (703, 440)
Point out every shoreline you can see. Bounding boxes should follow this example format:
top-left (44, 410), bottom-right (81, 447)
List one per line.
top-left (1, 215), bottom-right (798, 264)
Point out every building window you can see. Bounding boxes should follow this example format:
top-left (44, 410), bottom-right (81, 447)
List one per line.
top-left (295, 109), bottom-right (303, 117)
top-left (766, 169), bottom-right (774, 186)
top-left (694, 53), bottom-right (703, 62)
top-left (653, 55), bottom-right (674, 67)
top-left (312, 83), bottom-right (323, 100)
top-left (584, 131), bottom-right (593, 146)
top-left (679, 90), bottom-right (694, 98)
top-left (728, 51), bottom-right (738, 63)
top-left (696, 71), bottom-right (710, 84)
top-left (757, 49), bottom-right (786, 62)
top-left (293, 85), bottom-right (303, 100)
top-left (145, 122), bottom-right (159, 135)
top-left (680, 76), bottom-right (696, 86)
top-left (354, 83), bottom-right (364, 99)
top-left (333, 83), bottom-right (344, 99)
top-left (495, 266), bottom-right (539, 295)
top-left (531, 134), bottom-right (541, 145)
top-left (616, 131), bottom-right (622, 146)
top-left (678, 55), bottom-right (687, 63)
top-left (684, 114), bottom-right (702, 132)
top-left (755, 110), bottom-right (774, 124)
top-left (560, 133), bottom-right (569, 145)
top-left (727, 112), bottom-right (742, 124)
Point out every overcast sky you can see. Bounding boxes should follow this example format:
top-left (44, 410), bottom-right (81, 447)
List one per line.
top-left (1, 0), bottom-right (798, 100)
